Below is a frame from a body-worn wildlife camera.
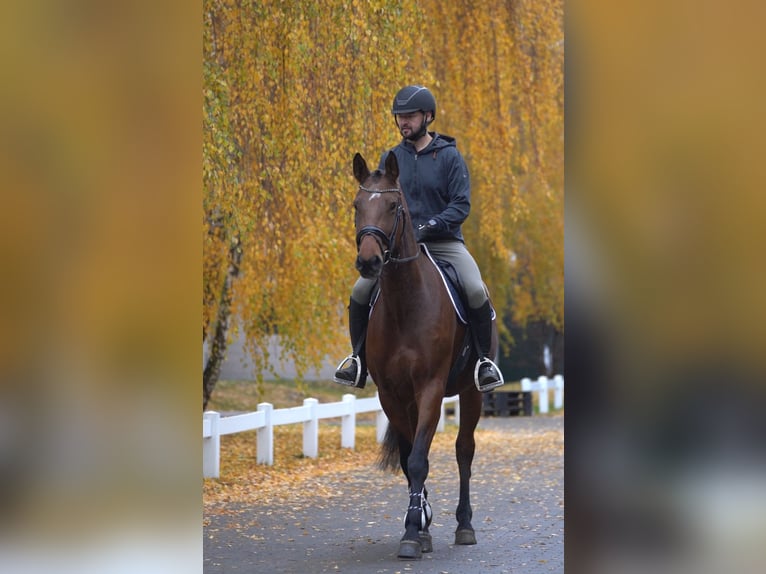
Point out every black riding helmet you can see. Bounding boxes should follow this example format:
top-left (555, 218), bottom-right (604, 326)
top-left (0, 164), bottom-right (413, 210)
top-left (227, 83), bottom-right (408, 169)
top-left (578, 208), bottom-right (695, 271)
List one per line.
top-left (392, 85), bottom-right (436, 140)
top-left (392, 85), bottom-right (437, 119)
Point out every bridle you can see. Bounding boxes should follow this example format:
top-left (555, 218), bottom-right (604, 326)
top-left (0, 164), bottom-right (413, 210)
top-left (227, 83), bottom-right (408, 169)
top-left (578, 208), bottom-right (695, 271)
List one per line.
top-left (355, 184), bottom-right (420, 265)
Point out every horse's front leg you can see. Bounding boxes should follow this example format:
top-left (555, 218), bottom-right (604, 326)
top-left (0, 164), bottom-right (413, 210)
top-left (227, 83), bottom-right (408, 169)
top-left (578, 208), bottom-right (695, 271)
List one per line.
top-left (398, 438), bottom-right (434, 559)
top-left (397, 399), bottom-right (440, 560)
top-left (454, 389), bottom-right (482, 545)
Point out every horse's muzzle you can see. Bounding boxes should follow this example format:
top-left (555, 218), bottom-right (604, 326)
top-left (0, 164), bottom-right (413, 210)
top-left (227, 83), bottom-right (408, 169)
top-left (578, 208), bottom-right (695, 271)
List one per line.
top-left (356, 254), bottom-right (382, 279)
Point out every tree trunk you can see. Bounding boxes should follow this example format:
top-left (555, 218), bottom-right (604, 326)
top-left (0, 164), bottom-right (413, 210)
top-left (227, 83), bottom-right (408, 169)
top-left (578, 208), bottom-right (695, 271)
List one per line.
top-left (203, 239), bottom-right (241, 410)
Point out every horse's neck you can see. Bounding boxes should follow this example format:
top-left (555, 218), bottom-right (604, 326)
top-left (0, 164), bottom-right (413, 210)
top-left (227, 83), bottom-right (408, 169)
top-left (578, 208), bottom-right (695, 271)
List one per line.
top-left (379, 256), bottom-right (436, 314)
top-left (378, 216), bottom-right (433, 312)
top-left (395, 224), bottom-right (419, 263)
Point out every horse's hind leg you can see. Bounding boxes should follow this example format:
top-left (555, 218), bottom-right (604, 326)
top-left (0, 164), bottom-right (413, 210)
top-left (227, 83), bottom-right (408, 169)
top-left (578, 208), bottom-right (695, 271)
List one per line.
top-left (454, 388), bottom-right (482, 545)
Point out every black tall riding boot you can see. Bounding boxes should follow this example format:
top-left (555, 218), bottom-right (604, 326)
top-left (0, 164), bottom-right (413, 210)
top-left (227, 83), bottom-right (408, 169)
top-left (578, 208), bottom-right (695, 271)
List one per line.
top-left (333, 298), bottom-right (369, 388)
top-left (468, 300), bottom-right (505, 392)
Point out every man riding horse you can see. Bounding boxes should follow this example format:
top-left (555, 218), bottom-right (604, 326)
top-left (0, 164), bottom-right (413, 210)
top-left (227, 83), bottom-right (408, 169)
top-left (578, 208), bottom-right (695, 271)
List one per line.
top-left (334, 85), bottom-right (504, 393)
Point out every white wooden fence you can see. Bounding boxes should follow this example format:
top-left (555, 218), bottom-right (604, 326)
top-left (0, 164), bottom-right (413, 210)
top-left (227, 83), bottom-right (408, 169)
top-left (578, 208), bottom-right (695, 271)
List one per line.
top-left (521, 374), bottom-right (565, 413)
top-left (203, 376), bottom-right (563, 478)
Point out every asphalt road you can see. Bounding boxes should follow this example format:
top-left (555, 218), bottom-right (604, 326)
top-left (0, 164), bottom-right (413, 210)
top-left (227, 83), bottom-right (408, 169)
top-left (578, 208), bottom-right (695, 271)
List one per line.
top-left (204, 414), bottom-right (563, 574)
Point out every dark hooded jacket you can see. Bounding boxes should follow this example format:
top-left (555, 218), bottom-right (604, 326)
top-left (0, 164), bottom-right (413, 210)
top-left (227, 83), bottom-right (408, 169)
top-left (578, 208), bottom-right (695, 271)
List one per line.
top-left (378, 132), bottom-right (470, 243)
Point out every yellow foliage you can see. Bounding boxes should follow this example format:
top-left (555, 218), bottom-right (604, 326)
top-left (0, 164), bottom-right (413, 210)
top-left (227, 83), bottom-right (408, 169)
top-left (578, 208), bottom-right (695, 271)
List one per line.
top-left (203, 0), bottom-right (564, 380)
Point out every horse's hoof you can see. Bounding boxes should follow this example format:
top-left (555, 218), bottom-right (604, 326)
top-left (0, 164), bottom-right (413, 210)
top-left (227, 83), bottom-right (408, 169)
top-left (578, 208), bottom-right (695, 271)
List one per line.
top-left (454, 528), bottom-right (477, 545)
top-left (419, 532), bottom-right (433, 553)
top-left (397, 539), bottom-right (422, 560)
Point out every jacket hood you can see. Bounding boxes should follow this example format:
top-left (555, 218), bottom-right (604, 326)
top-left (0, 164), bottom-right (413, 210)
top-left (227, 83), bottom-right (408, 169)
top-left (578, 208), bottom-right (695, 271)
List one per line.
top-left (400, 132), bottom-right (456, 154)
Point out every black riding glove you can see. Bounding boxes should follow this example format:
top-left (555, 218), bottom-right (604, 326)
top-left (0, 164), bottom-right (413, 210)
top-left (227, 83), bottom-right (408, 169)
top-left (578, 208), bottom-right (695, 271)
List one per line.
top-left (416, 218), bottom-right (445, 242)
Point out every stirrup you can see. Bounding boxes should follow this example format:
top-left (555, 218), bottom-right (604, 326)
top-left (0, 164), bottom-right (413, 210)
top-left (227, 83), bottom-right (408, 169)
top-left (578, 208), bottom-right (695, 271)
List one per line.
top-left (333, 354), bottom-right (362, 387)
top-left (474, 357), bottom-right (504, 392)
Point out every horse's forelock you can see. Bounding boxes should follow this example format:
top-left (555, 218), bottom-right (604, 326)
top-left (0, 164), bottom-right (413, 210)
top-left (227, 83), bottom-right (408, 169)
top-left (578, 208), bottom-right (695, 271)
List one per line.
top-left (368, 169), bottom-right (396, 188)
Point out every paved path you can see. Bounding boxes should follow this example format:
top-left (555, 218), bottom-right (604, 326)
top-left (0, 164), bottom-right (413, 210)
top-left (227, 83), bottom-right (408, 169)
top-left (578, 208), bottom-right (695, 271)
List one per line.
top-left (204, 414), bottom-right (563, 574)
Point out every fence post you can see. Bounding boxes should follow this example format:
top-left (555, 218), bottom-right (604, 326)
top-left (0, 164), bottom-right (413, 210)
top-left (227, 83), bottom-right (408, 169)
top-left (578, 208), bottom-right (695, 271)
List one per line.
top-left (520, 378), bottom-right (537, 415)
top-left (537, 376), bottom-right (549, 414)
top-left (303, 398), bottom-right (318, 458)
top-left (203, 411), bottom-right (220, 479)
top-left (257, 402), bottom-right (274, 465)
top-left (454, 398), bottom-right (461, 425)
top-left (520, 377), bottom-right (532, 392)
top-left (375, 392), bottom-right (388, 443)
top-left (341, 394), bottom-right (356, 449)
top-left (553, 375), bottom-right (564, 410)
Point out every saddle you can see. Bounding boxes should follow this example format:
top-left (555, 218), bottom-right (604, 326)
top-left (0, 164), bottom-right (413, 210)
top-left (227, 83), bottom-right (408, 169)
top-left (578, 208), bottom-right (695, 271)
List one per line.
top-left (422, 245), bottom-right (469, 324)
top-left (369, 244), bottom-right (495, 394)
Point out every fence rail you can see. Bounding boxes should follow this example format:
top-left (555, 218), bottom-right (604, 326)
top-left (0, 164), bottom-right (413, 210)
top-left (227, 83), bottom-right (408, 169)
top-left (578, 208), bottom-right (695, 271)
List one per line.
top-left (203, 376), bottom-right (563, 478)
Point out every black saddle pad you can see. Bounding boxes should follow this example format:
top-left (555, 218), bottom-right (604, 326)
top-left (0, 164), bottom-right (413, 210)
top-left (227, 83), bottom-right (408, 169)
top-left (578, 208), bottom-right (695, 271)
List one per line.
top-left (430, 256), bottom-right (469, 324)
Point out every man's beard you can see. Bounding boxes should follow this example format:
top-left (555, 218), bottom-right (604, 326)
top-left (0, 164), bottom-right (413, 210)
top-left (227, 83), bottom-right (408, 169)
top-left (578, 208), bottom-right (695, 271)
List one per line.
top-left (402, 119), bottom-right (427, 141)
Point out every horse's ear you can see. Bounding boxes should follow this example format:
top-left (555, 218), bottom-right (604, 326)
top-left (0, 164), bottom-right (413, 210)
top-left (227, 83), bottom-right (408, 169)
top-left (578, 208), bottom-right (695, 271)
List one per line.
top-left (353, 153), bottom-right (369, 184)
top-left (384, 151), bottom-right (399, 181)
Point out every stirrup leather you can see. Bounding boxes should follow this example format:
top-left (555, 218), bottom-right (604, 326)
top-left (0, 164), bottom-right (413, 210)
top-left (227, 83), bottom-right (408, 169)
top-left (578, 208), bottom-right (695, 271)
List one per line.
top-left (333, 354), bottom-right (362, 387)
top-left (474, 357), bottom-right (504, 392)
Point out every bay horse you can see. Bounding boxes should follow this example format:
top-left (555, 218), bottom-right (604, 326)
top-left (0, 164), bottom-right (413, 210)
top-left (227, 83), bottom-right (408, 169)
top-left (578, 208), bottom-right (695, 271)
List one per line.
top-left (351, 151), bottom-right (498, 559)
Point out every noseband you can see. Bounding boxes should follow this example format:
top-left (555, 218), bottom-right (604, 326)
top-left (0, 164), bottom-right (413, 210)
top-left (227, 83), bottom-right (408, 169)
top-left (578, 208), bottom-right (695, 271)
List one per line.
top-left (356, 184), bottom-right (419, 264)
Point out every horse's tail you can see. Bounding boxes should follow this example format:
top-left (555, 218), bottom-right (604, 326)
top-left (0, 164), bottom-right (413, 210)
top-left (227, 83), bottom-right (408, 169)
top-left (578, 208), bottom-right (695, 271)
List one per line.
top-left (377, 423), bottom-right (400, 473)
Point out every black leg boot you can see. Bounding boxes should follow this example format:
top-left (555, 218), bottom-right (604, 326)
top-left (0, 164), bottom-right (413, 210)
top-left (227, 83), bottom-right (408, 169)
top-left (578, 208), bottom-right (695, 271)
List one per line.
top-left (333, 298), bottom-right (369, 388)
top-left (468, 300), bottom-right (505, 392)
